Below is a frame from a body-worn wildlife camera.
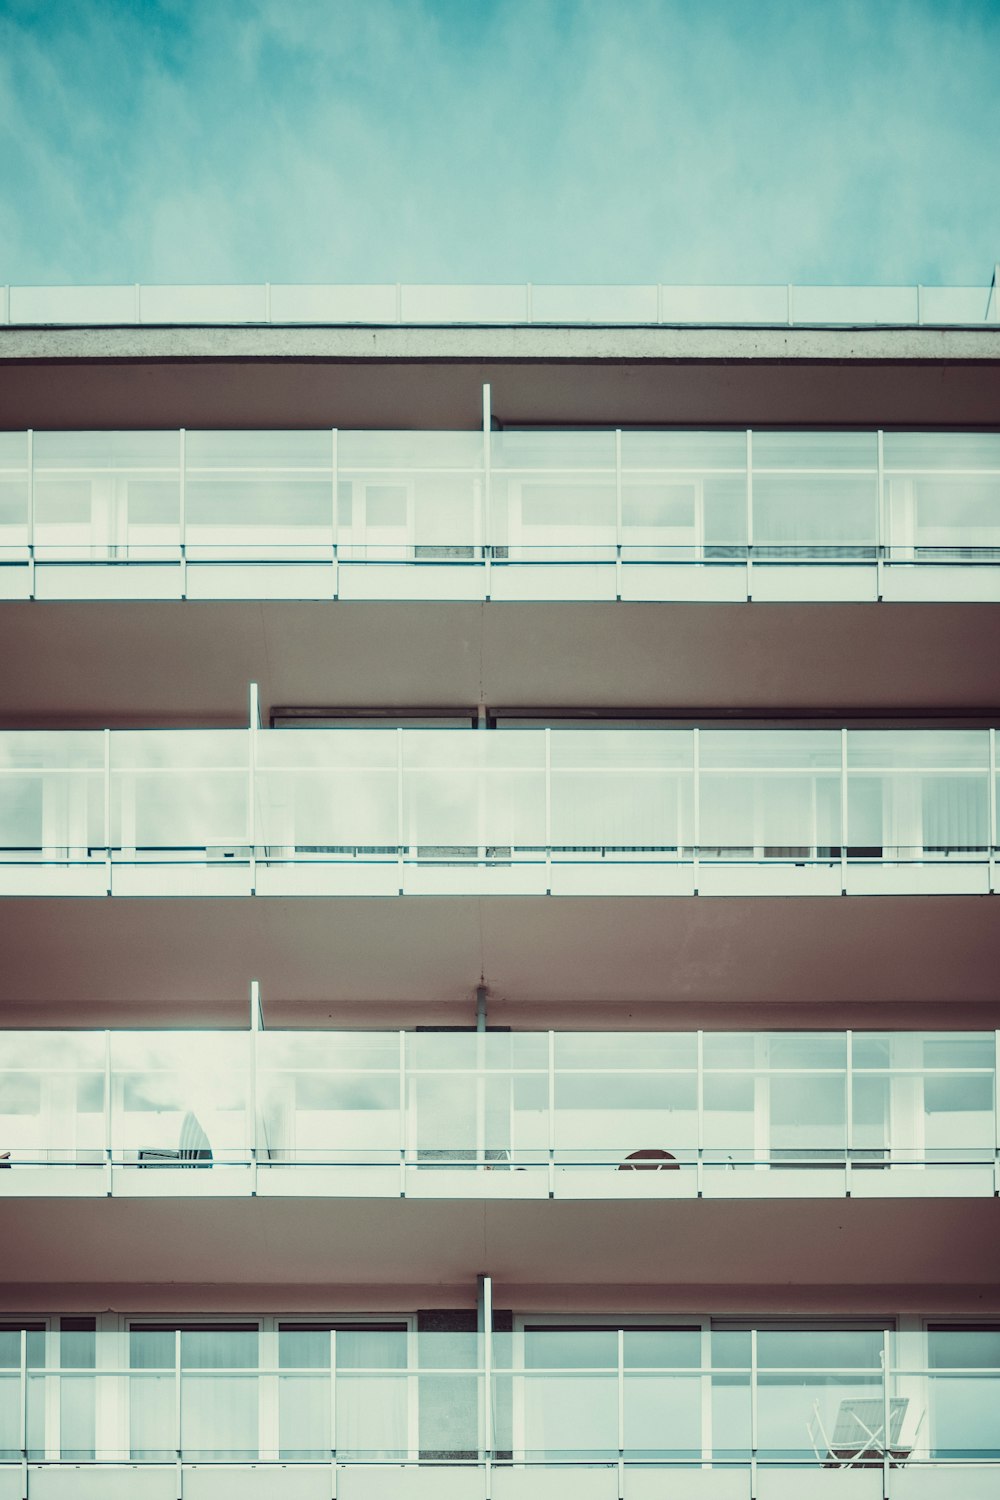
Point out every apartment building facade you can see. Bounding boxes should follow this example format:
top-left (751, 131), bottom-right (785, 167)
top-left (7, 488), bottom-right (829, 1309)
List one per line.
top-left (0, 279), bottom-right (999, 1500)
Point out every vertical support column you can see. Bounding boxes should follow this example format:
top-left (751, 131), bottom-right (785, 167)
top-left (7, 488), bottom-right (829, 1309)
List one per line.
top-left (483, 384), bottom-right (492, 598)
top-left (178, 428), bottom-right (187, 599)
top-left (26, 427), bottom-right (36, 598)
top-left (614, 428), bottom-right (623, 599)
top-left (745, 429), bottom-right (753, 601)
top-left (840, 729), bottom-right (849, 895)
top-left (876, 429), bottom-right (885, 600)
top-left (330, 428), bottom-right (339, 599)
top-left (547, 1031), bottom-right (555, 1198)
top-left (249, 980), bottom-right (261, 1194)
top-left (248, 684), bottom-right (259, 895)
top-left (104, 727), bottom-right (112, 894)
top-left (477, 1274), bottom-right (494, 1477)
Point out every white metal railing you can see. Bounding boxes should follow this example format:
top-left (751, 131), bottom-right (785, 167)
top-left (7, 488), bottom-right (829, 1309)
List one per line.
top-left (1, 1323), bottom-right (997, 1480)
top-left (1, 1027), bottom-right (997, 1200)
top-left (2, 277), bottom-right (999, 326)
top-left (2, 424), bottom-right (998, 602)
top-left (0, 725), bottom-right (997, 898)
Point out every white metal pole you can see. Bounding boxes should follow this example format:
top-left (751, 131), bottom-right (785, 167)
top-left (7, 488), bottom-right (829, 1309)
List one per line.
top-left (483, 383), bottom-right (492, 598)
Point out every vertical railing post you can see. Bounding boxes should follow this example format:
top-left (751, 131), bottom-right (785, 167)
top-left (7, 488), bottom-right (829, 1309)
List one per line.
top-left (330, 428), bottom-right (339, 599)
top-left (26, 427), bottom-right (35, 598)
top-left (745, 430), bottom-right (753, 600)
top-left (104, 1029), bottom-right (113, 1194)
top-left (19, 1325), bottom-right (27, 1487)
top-left (482, 384), bottom-right (492, 599)
top-left (397, 729), bottom-right (405, 895)
top-left (882, 1328), bottom-right (891, 1500)
top-left (994, 1031), bottom-right (999, 1198)
top-left (178, 428), bottom-right (187, 598)
top-left (786, 283), bottom-right (794, 327)
top-left (248, 684), bottom-right (259, 895)
top-left (249, 980), bottom-right (260, 1194)
top-left (692, 728), bottom-right (700, 895)
top-left (840, 729), bottom-right (849, 894)
top-left (525, 283), bottom-right (533, 323)
top-left (749, 1328), bottom-right (758, 1498)
top-left (876, 429), bottom-right (885, 600)
top-left (547, 1031), bottom-right (555, 1198)
top-left (617, 1326), bottom-right (625, 1495)
top-left (104, 727), bottom-right (112, 894)
top-left (399, 1031), bottom-right (407, 1196)
top-left (614, 428), bottom-right (623, 598)
top-left (174, 1326), bottom-right (182, 1492)
top-left (478, 1273), bottom-right (494, 1477)
top-left (989, 727), bottom-right (996, 895)
top-left (329, 1327), bottom-right (338, 1494)
top-left (544, 728), bottom-right (552, 893)
top-left (696, 1030), bottom-right (704, 1196)
top-left (845, 1029), bottom-right (853, 1197)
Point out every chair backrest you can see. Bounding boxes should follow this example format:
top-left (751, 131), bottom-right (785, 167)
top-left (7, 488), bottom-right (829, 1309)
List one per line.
top-left (179, 1111), bottom-right (212, 1161)
top-left (830, 1396), bottom-right (908, 1450)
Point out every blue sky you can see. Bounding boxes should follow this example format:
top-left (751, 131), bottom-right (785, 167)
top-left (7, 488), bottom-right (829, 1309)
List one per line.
top-left (1, 0), bottom-right (998, 287)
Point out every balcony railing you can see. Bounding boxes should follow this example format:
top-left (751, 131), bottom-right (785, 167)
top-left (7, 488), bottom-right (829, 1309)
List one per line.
top-left (1, 1028), bottom-right (997, 1200)
top-left (2, 277), bottom-right (999, 326)
top-left (0, 1323), bottom-right (997, 1497)
top-left (0, 726), bottom-right (998, 898)
top-left (1, 428), bottom-right (999, 602)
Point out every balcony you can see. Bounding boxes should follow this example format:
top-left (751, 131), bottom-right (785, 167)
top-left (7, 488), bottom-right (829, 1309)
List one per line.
top-left (1, 429), bottom-right (999, 605)
top-left (0, 1028), bottom-right (996, 1203)
top-left (0, 726), bottom-right (998, 900)
top-left (0, 1323), bottom-right (997, 1500)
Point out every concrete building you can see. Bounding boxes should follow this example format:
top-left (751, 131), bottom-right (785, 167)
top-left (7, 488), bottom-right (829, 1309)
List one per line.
top-left (0, 278), bottom-right (999, 1500)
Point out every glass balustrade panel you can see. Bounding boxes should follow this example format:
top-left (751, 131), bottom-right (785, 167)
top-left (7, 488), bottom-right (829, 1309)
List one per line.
top-left (490, 431), bottom-right (616, 560)
top-left (402, 731), bottom-right (546, 853)
top-left (109, 1034), bottom-right (250, 1166)
top-left (754, 1328), bottom-right (887, 1464)
top-left (109, 731), bottom-right (249, 856)
top-left (846, 731), bottom-right (990, 860)
top-left (338, 432), bottom-right (483, 559)
top-left (549, 730), bottom-right (693, 856)
top-left (256, 730), bottom-right (399, 855)
top-left (0, 731), bottom-right (104, 857)
top-left (700, 731), bottom-right (842, 858)
top-left (33, 432), bottom-right (181, 559)
top-left (0, 1033), bottom-right (104, 1165)
top-left (884, 433), bottom-right (1000, 560)
top-left (751, 432), bottom-right (878, 559)
top-left (258, 1032), bottom-right (401, 1164)
top-left (852, 1034), bottom-right (996, 1167)
top-left (185, 430), bottom-right (334, 559)
top-left (0, 431), bottom-right (29, 553)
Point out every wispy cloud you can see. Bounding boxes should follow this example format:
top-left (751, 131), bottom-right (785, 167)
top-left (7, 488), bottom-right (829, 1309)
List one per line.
top-left (1, 0), bottom-right (998, 285)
